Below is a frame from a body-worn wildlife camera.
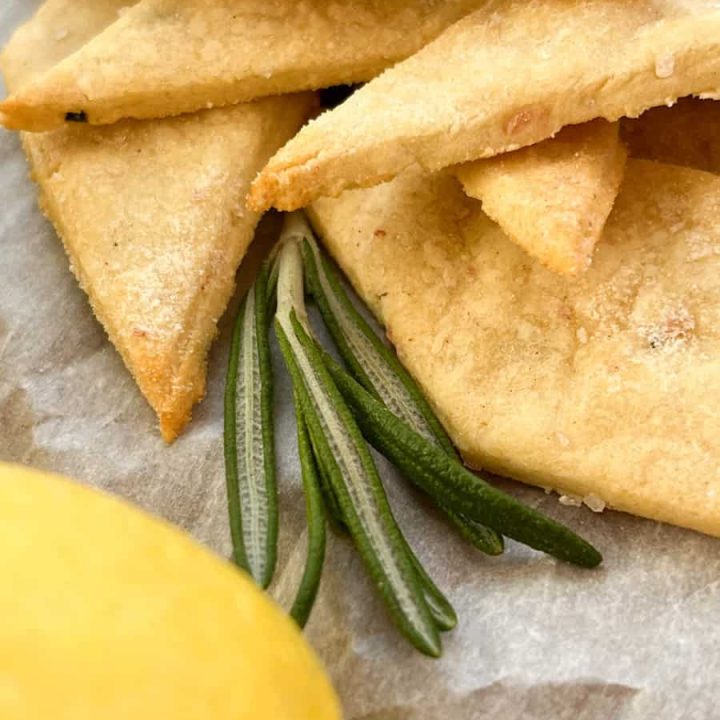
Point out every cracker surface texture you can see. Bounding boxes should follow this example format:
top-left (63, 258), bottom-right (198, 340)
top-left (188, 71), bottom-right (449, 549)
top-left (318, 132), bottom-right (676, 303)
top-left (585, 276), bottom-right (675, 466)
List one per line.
top-left (0, 0), bottom-right (137, 90)
top-left (308, 160), bottom-right (720, 537)
top-left (251, 0), bottom-right (720, 211)
top-left (456, 121), bottom-right (627, 275)
top-left (1, 0), bottom-right (313, 441)
top-left (0, 0), bottom-right (484, 131)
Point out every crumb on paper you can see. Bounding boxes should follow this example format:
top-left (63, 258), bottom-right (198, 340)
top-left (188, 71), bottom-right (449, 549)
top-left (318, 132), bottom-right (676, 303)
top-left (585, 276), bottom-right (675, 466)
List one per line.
top-left (583, 494), bottom-right (607, 513)
top-left (559, 493), bottom-right (606, 512)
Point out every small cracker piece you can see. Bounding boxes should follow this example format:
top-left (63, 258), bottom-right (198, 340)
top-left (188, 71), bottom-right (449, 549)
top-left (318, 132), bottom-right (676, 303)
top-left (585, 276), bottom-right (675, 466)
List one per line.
top-left (455, 121), bottom-right (627, 275)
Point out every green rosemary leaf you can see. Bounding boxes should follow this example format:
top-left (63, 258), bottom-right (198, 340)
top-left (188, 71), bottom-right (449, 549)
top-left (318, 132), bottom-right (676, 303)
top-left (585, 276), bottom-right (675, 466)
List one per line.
top-left (441, 506), bottom-right (505, 556)
top-left (307, 425), bottom-right (456, 629)
top-left (401, 538), bottom-right (457, 632)
top-left (305, 417), bottom-right (350, 533)
top-left (326, 358), bottom-right (602, 569)
top-left (305, 402), bottom-right (455, 629)
top-left (289, 389), bottom-right (327, 629)
top-left (302, 228), bottom-right (454, 455)
top-left (300, 223), bottom-right (503, 554)
top-left (274, 232), bottom-right (441, 657)
top-left (223, 261), bottom-right (278, 588)
top-left (266, 251), bottom-right (280, 302)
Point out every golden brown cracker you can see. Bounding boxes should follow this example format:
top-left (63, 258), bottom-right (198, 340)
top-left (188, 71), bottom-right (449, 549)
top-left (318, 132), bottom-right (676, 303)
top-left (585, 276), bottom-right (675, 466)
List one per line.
top-left (0, 0), bottom-right (485, 131)
top-left (251, 0), bottom-right (720, 211)
top-left (456, 121), bottom-right (627, 275)
top-left (308, 160), bottom-right (720, 538)
top-left (2, 1), bottom-right (313, 440)
top-left (27, 99), bottom-right (313, 442)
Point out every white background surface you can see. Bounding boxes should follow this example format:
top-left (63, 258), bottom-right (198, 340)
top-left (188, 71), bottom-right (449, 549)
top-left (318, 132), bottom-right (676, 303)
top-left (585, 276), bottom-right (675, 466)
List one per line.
top-left (1, 3), bottom-right (719, 718)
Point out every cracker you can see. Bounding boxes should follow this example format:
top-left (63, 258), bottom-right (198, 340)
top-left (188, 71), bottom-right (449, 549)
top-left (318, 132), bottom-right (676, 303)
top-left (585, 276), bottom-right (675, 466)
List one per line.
top-left (308, 160), bottom-right (720, 537)
top-left (455, 121), bottom-right (627, 275)
top-left (0, 0), bottom-right (484, 131)
top-left (251, 0), bottom-right (720, 211)
top-left (1, 0), bottom-right (313, 441)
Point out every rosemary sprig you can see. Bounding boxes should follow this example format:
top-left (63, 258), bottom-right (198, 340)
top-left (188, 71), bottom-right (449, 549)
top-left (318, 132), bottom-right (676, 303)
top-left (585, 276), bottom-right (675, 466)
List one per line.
top-left (325, 358), bottom-right (602, 569)
top-left (223, 262), bottom-right (278, 588)
top-left (300, 224), bottom-right (502, 556)
top-left (289, 390), bottom-right (327, 628)
top-left (223, 212), bottom-right (602, 655)
top-left (289, 386), bottom-right (455, 632)
top-left (274, 231), bottom-right (442, 656)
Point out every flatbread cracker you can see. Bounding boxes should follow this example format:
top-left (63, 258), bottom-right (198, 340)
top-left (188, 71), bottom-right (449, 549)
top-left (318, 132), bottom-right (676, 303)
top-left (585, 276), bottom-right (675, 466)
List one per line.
top-left (0, 0), bottom-right (485, 132)
top-left (622, 97), bottom-right (720, 174)
top-left (2, 1), bottom-right (313, 441)
top-left (455, 121), bottom-right (627, 275)
top-left (308, 160), bottom-right (720, 538)
top-left (250, 0), bottom-right (720, 211)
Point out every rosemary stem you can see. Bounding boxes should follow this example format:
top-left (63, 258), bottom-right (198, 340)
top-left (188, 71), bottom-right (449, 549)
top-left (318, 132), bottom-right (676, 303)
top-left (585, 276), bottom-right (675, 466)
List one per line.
top-left (274, 228), bottom-right (442, 656)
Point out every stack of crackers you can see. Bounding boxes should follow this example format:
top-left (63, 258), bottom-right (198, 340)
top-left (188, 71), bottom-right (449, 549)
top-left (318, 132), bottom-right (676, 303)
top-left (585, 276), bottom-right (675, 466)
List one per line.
top-left (2, 0), bottom-right (720, 537)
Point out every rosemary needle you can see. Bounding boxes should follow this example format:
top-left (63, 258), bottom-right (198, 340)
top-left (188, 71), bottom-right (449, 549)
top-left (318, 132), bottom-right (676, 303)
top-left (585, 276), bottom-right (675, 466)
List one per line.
top-left (223, 262), bottom-right (278, 588)
top-left (304, 416), bottom-right (455, 631)
top-left (401, 538), bottom-right (457, 632)
top-left (301, 229), bottom-right (454, 453)
top-left (274, 229), bottom-right (441, 656)
top-left (301, 224), bottom-right (502, 556)
top-left (305, 417), bottom-right (349, 533)
top-left (440, 506), bottom-right (504, 556)
top-left (289, 389), bottom-right (327, 628)
top-left (326, 358), bottom-right (602, 569)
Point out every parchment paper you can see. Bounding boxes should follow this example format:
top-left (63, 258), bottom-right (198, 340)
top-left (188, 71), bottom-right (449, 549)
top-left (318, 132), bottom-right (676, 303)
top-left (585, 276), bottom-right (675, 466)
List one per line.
top-left (1, 4), bottom-right (719, 718)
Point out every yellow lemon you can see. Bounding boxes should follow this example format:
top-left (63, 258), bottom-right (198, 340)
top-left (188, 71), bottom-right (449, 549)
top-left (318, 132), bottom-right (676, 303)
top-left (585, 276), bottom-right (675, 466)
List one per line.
top-left (0, 463), bottom-right (341, 720)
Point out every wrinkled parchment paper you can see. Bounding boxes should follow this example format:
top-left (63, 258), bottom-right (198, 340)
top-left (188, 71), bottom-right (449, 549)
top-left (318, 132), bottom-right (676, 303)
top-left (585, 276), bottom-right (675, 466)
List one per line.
top-left (1, 4), bottom-right (719, 718)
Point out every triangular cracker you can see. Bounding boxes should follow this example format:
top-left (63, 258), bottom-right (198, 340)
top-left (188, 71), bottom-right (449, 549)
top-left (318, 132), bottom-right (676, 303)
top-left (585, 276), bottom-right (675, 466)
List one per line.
top-left (2, 1), bottom-right (313, 440)
top-left (0, 0), bottom-right (485, 131)
top-left (455, 121), bottom-right (627, 275)
top-left (622, 97), bottom-right (720, 174)
top-left (250, 0), bottom-right (720, 211)
top-left (308, 160), bottom-right (720, 538)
